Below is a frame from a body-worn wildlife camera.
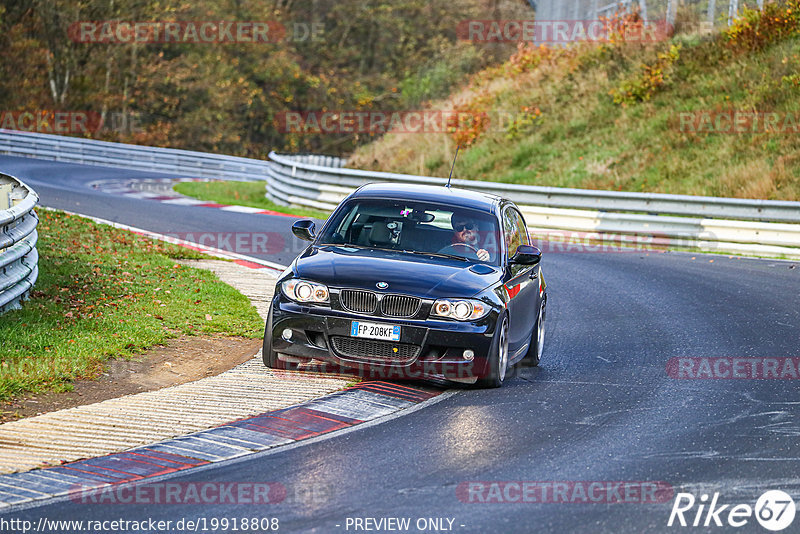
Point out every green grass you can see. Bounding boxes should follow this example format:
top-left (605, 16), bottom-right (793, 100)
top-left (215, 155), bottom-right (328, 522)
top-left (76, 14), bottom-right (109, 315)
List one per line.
top-left (0, 210), bottom-right (264, 402)
top-left (174, 180), bottom-right (332, 220)
top-left (348, 10), bottom-right (800, 202)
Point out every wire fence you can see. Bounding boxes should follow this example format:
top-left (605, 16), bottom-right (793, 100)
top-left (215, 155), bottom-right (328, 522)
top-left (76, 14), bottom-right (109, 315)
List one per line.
top-left (534, 0), bottom-right (769, 28)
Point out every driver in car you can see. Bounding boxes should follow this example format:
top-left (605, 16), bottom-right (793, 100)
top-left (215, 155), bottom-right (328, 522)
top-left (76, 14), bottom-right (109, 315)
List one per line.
top-left (447, 212), bottom-right (490, 261)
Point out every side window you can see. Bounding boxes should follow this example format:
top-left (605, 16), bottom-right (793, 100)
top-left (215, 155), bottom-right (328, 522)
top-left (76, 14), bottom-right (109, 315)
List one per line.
top-left (511, 208), bottom-right (530, 247)
top-left (503, 207), bottom-right (529, 258)
top-left (502, 209), bottom-right (521, 257)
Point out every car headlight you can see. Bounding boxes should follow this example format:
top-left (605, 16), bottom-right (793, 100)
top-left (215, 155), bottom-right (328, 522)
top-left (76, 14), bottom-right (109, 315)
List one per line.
top-left (430, 299), bottom-right (490, 321)
top-left (281, 279), bottom-right (330, 303)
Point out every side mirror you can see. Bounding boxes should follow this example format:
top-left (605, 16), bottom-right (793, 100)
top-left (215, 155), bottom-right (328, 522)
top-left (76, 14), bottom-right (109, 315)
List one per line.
top-left (292, 219), bottom-right (316, 242)
top-left (510, 244), bottom-right (542, 265)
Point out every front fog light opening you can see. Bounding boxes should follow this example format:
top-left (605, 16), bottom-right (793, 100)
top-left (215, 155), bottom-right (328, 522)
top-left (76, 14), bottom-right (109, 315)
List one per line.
top-left (282, 328), bottom-right (293, 341)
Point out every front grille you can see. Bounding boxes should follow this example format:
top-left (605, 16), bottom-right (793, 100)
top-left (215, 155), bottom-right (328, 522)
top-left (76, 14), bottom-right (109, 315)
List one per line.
top-left (340, 290), bottom-right (377, 314)
top-left (381, 295), bottom-right (421, 318)
top-left (332, 336), bottom-right (420, 363)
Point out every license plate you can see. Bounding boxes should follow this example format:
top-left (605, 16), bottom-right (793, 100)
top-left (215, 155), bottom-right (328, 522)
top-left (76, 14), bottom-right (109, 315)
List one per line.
top-left (350, 321), bottom-right (401, 342)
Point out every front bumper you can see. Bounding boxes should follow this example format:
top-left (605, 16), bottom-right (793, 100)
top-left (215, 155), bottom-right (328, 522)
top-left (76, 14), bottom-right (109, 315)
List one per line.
top-left (267, 295), bottom-right (498, 382)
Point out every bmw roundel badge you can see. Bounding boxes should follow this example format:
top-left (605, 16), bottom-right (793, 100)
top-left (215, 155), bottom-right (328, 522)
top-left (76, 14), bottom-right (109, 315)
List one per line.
top-left (376, 282), bottom-right (389, 290)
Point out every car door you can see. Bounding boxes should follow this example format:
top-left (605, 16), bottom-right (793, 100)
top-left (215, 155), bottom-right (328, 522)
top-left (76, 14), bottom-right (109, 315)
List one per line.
top-left (502, 206), bottom-right (539, 353)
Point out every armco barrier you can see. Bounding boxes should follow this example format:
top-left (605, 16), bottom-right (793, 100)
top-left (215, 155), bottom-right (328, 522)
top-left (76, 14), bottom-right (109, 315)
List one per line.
top-left (0, 174), bottom-right (39, 314)
top-left (0, 129), bottom-right (270, 181)
top-left (266, 152), bottom-right (800, 259)
top-left (0, 130), bottom-right (797, 259)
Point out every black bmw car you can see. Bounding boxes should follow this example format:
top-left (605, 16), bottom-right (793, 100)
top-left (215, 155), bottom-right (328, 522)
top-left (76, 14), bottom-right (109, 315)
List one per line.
top-left (263, 183), bottom-right (546, 387)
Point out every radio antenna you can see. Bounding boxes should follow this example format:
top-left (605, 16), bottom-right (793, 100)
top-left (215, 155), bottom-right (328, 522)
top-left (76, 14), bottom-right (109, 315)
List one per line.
top-left (446, 145), bottom-right (460, 189)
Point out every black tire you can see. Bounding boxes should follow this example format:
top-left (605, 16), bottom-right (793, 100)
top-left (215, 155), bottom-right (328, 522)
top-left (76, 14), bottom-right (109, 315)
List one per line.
top-left (520, 298), bottom-right (546, 367)
top-left (262, 307), bottom-right (299, 371)
top-left (477, 315), bottom-right (509, 388)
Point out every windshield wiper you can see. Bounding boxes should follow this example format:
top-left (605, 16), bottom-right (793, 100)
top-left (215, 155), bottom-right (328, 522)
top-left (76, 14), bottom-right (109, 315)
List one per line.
top-left (318, 242), bottom-right (367, 248)
top-left (319, 243), bottom-right (401, 254)
top-left (318, 244), bottom-right (467, 262)
top-left (402, 250), bottom-right (469, 262)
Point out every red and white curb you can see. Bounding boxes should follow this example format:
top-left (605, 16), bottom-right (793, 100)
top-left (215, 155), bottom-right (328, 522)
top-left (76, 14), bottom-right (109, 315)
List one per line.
top-left (88, 177), bottom-right (297, 218)
top-left (0, 383), bottom-right (446, 509)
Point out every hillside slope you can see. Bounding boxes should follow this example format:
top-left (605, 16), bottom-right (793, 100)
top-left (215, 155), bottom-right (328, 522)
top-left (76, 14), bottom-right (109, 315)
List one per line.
top-left (349, 4), bottom-right (800, 201)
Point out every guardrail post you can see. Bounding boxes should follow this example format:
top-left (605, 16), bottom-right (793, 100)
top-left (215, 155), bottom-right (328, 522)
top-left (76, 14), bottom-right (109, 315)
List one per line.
top-left (666, 0), bottom-right (678, 26)
top-left (0, 184), bottom-right (10, 210)
top-left (728, 0), bottom-right (739, 25)
top-left (639, 0), bottom-right (648, 24)
top-left (708, 0), bottom-right (717, 27)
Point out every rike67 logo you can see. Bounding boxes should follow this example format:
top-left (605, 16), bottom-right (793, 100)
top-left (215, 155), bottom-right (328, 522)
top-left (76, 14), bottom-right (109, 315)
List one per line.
top-left (668, 490), bottom-right (796, 531)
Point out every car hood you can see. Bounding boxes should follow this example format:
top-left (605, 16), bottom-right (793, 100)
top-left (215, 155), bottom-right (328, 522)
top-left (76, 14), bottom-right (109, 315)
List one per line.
top-left (293, 245), bottom-right (502, 298)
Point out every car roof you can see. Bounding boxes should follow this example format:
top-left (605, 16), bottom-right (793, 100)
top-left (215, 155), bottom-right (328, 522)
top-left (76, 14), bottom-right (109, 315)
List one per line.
top-left (349, 183), bottom-right (503, 214)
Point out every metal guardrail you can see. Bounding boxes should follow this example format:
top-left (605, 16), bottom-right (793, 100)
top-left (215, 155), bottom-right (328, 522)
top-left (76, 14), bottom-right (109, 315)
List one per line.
top-left (266, 152), bottom-right (800, 259)
top-left (0, 130), bottom-right (797, 259)
top-left (0, 174), bottom-right (39, 314)
top-left (0, 130), bottom-right (270, 181)
top-left (266, 152), bottom-right (800, 222)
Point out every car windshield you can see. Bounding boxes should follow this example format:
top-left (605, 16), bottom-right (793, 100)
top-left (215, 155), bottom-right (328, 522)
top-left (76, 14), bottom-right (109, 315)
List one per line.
top-left (318, 199), bottom-right (501, 266)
